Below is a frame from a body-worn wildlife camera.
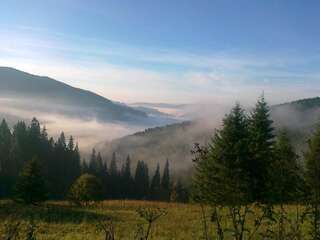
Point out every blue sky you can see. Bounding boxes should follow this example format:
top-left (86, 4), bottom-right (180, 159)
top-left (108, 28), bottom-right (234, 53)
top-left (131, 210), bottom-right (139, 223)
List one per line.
top-left (1, 0), bottom-right (320, 104)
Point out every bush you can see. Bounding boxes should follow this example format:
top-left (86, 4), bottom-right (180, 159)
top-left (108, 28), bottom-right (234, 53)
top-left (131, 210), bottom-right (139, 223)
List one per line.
top-left (68, 174), bottom-right (103, 206)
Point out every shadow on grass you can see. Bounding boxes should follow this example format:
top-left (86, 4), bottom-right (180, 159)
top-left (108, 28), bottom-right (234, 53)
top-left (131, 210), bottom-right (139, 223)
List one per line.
top-left (0, 201), bottom-right (113, 224)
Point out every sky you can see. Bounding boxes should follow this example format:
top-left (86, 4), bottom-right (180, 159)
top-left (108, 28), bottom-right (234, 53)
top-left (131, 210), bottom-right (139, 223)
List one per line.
top-left (1, 0), bottom-right (320, 105)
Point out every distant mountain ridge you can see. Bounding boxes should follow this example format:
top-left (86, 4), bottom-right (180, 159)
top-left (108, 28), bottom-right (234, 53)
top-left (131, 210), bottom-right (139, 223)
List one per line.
top-left (0, 67), bottom-right (176, 126)
top-left (98, 97), bottom-right (320, 173)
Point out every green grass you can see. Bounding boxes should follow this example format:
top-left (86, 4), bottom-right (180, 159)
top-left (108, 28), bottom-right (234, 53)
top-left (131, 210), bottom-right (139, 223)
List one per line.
top-left (0, 200), bottom-right (312, 239)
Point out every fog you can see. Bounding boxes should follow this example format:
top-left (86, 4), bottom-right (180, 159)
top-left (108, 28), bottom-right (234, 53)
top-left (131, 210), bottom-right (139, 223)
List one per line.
top-left (1, 95), bottom-right (320, 175)
top-left (0, 98), bottom-right (142, 152)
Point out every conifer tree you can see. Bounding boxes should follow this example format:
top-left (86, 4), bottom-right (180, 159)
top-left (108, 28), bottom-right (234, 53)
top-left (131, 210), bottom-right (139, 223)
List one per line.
top-left (193, 103), bottom-right (251, 205)
top-left (89, 148), bottom-right (97, 175)
top-left (192, 103), bottom-right (255, 240)
top-left (161, 159), bottom-right (171, 201)
top-left (121, 155), bottom-right (133, 198)
top-left (248, 95), bottom-right (275, 202)
top-left (150, 163), bottom-right (161, 200)
top-left (134, 161), bottom-right (149, 199)
top-left (109, 152), bottom-right (118, 198)
top-left (14, 157), bottom-right (48, 204)
top-left (269, 130), bottom-right (302, 203)
top-left (304, 125), bottom-right (320, 239)
top-left (0, 119), bottom-right (13, 197)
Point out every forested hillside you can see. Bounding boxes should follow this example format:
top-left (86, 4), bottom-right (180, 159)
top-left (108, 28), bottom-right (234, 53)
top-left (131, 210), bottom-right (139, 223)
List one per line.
top-left (99, 97), bottom-right (320, 172)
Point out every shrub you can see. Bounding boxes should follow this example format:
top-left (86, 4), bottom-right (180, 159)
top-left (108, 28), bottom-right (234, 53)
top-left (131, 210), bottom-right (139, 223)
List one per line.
top-left (68, 174), bottom-right (103, 206)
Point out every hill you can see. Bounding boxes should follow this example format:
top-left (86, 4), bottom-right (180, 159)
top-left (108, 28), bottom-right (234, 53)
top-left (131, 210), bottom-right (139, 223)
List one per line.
top-left (97, 97), bottom-right (320, 173)
top-left (0, 67), bottom-right (176, 126)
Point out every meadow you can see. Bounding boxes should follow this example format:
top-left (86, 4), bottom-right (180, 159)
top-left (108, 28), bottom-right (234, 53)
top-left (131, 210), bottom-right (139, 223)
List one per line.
top-left (0, 200), bottom-right (208, 240)
top-left (0, 200), bottom-right (311, 240)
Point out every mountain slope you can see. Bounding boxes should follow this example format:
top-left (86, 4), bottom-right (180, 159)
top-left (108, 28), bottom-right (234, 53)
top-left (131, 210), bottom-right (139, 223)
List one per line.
top-left (98, 97), bottom-right (320, 173)
top-left (0, 67), bottom-right (165, 126)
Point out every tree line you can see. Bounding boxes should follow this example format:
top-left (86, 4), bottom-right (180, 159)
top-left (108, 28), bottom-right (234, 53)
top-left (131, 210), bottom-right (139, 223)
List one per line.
top-left (192, 96), bottom-right (320, 239)
top-left (0, 118), bottom-right (188, 202)
top-left (81, 150), bottom-right (188, 201)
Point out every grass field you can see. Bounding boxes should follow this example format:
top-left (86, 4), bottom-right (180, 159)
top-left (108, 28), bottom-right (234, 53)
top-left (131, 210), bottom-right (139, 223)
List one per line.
top-left (0, 200), bottom-right (310, 239)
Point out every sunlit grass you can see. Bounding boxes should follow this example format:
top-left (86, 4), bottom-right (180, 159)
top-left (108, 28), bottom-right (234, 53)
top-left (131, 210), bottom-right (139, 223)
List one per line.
top-left (0, 200), bottom-right (311, 239)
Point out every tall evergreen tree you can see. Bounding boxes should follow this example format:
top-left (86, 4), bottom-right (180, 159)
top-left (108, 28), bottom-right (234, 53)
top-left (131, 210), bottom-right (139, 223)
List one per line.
top-left (121, 155), bottom-right (133, 198)
top-left (14, 157), bottom-right (48, 204)
top-left (193, 103), bottom-right (251, 205)
top-left (161, 159), bottom-right (171, 201)
top-left (248, 95), bottom-right (275, 202)
top-left (150, 163), bottom-right (161, 200)
top-left (89, 148), bottom-right (97, 175)
top-left (269, 130), bottom-right (303, 203)
top-left (304, 125), bottom-right (320, 239)
top-left (109, 152), bottom-right (119, 198)
top-left (0, 119), bottom-right (12, 197)
top-left (134, 160), bottom-right (149, 199)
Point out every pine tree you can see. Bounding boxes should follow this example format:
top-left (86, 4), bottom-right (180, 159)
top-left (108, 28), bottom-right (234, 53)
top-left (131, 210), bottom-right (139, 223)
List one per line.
top-left (161, 159), bottom-right (171, 201)
top-left (0, 119), bottom-right (13, 197)
top-left (14, 157), bottom-right (48, 204)
top-left (89, 148), bottom-right (97, 175)
top-left (121, 155), bottom-right (133, 199)
top-left (150, 163), bottom-right (161, 200)
top-left (304, 125), bottom-right (320, 239)
top-left (193, 103), bottom-right (251, 205)
top-left (248, 95), bottom-right (275, 202)
top-left (268, 130), bottom-right (303, 238)
top-left (192, 103), bottom-right (254, 240)
top-left (134, 161), bottom-right (149, 199)
top-left (175, 179), bottom-right (189, 203)
top-left (269, 130), bottom-right (303, 203)
top-left (109, 152), bottom-right (118, 198)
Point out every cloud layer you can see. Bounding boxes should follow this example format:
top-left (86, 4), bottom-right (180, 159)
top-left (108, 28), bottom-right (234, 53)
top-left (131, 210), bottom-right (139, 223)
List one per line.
top-left (0, 25), bottom-right (319, 105)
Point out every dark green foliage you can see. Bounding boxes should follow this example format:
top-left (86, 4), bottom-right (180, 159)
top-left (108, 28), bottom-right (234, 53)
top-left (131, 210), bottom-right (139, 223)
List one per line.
top-left (248, 95), bottom-right (275, 202)
top-left (120, 155), bottom-right (133, 199)
top-left (150, 164), bottom-right (161, 200)
top-left (0, 118), bottom-right (81, 200)
top-left (14, 158), bottom-right (48, 204)
top-left (161, 159), bottom-right (171, 201)
top-left (108, 152), bottom-right (119, 199)
top-left (135, 161), bottom-right (149, 199)
top-left (193, 103), bottom-right (251, 205)
top-left (268, 130), bottom-right (303, 203)
top-left (68, 174), bottom-right (103, 206)
top-left (174, 179), bottom-right (189, 203)
top-left (304, 125), bottom-right (320, 239)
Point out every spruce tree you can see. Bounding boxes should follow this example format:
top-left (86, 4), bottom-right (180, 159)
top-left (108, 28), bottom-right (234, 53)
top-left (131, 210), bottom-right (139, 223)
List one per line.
top-left (0, 119), bottom-right (13, 197)
top-left (304, 125), bottom-right (320, 239)
top-left (150, 163), bottom-right (161, 200)
top-left (161, 159), bottom-right (171, 201)
top-left (193, 103), bottom-right (254, 240)
top-left (14, 157), bottom-right (48, 204)
top-left (121, 155), bottom-right (133, 199)
top-left (134, 161), bottom-right (149, 199)
top-left (269, 130), bottom-right (302, 203)
top-left (89, 148), bottom-right (97, 175)
top-left (248, 95), bottom-right (275, 202)
top-left (109, 152), bottom-right (118, 198)
top-left (193, 103), bottom-right (251, 205)
top-left (269, 130), bottom-right (303, 238)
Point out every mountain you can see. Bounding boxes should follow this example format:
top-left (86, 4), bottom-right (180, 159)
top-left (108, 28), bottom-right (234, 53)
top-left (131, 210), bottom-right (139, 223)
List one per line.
top-left (97, 97), bottom-right (320, 173)
top-left (0, 67), bottom-right (177, 127)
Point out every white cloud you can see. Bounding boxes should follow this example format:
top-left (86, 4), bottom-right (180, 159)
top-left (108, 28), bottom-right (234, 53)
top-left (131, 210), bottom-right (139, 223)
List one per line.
top-left (0, 25), bottom-right (319, 105)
